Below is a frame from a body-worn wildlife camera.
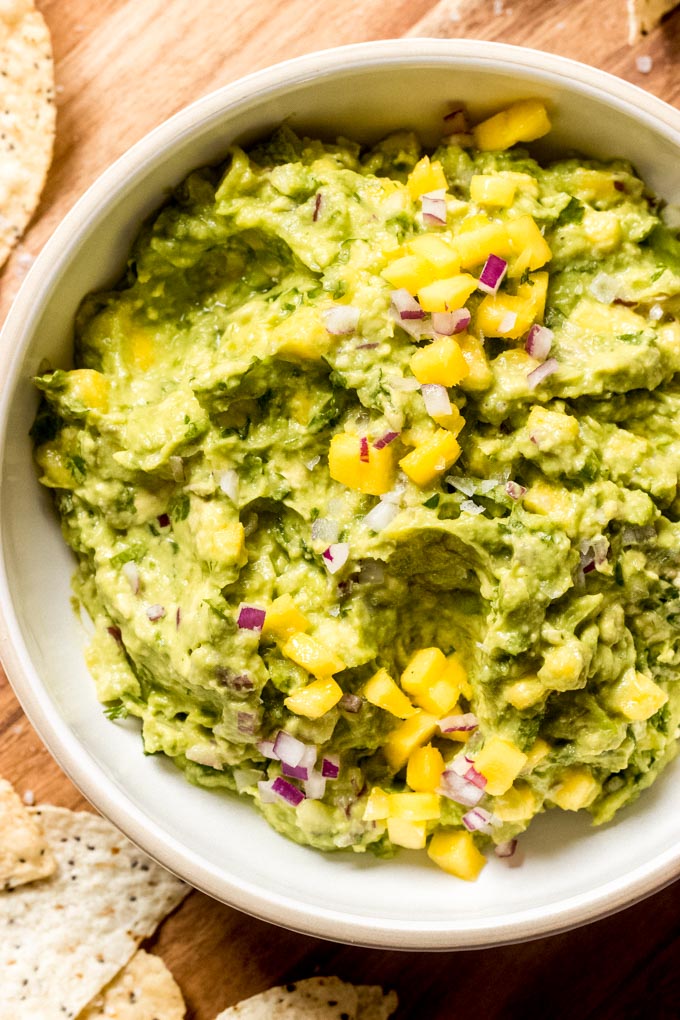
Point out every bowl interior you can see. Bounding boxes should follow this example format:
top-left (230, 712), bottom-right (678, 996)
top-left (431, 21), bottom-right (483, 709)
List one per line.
top-left (1, 40), bottom-right (679, 948)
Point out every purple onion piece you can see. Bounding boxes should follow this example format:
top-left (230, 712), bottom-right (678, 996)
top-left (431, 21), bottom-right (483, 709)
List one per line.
top-left (237, 711), bottom-right (256, 736)
top-left (313, 192), bottom-right (322, 221)
top-left (438, 713), bottom-right (479, 734)
top-left (526, 357), bottom-right (558, 390)
top-left (321, 755), bottom-right (340, 779)
top-left (146, 604), bottom-right (165, 621)
top-left (237, 604), bottom-right (266, 631)
top-left (438, 769), bottom-right (485, 807)
top-left (477, 253), bottom-right (508, 295)
top-left (464, 766), bottom-right (487, 790)
top-left (323, 304), bottom-right (360, 335)
top-left (525, 323), bottom-right (554, 361)
top-left (359, 436), bottom-right (369, 462)
top-left (272, 776), bottom-right (305, 807)
top-left (282, 762), bottom-right (309, 780)
top-left (373, 431), bottom-right (399, 450)
top-left (505, 480), bottom-right (527, 501)
top-left (273, 730), bottom-right (306, 768)
top-left (339, 692), bottom-right (362, 714)
top-left (495, 838), bottom-right (518, 859)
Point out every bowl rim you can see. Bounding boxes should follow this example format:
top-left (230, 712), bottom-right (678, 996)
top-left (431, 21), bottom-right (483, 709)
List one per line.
top-left (1, 37), bottom-right (680, 950)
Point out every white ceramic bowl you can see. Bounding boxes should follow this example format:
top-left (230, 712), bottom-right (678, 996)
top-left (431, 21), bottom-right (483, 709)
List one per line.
top-left (1, 40), bottom-right (680, 950)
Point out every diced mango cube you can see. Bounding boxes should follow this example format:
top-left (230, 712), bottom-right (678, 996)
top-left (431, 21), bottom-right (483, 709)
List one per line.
top-left (527, 406), bottom-right (580, 448)
top-left (407, 156), bottom-right (448, 199)
top-left (407, 744), bottom-right (445, 793)
top-left (364, 667), bottom-right (416, 719)
top-left (284, 675), bottom-right (343, 718)
top-left (427, 829), bottom-right (486, 881)
top-left (262, 594), bottom-right (310, 641)
top-left (399, 430), bottom-right (461, 487)
top-left (524, 737), bottom-right (551, 771)
top-left (400, 647), bottom-right (459, 715)
top-left (195, 505), bottom-right (247, 566)
top-left (521, 271), bottom-right (549, 322)
top-left (67, 369), bottom-right (110, 412)
top-left (475, 292), bottom-right (533, 340)
top-left (571, 169), bottom-right (622, 204)
top-left (457, 333), bottom-right (493, 392)
top-left (449, 222), bottom-right (512, 270)
top-left (126, 329), bottom-right (155, 370)
top-left (281, 632), bottom-right (345, 679)
top-left (442, 652), bottom-right (473, 700)
top-left (473, 100), bottom-right (551, 152)
top-left (417, 275), bottom-right (478, 313)
top-left (272, 305), bottom-right (331, 360)
top-left (473, 737), bottom-right (528, 796)
top-left (608, 669), bottom-right (668, 721)
top-left (328, 432), bottom-right (396, 496)
top-left (583, 210), bottom-right (621, 253)
top-left (407, 235), bottom-right (459, 276)
top-left (34, 443), bottom-right (75, 489)
top-left (410, 336), bottom-right (470, 387)
top-left (505, 677), bottom-right (545, 710)
top-left (388, 791), bottom-right (441, 821)
top-left (523, 482), bottom-right (576, 527)
top-left (388, 818), bottom-right (428, 849)
top-left (470, 174), bottom-right (516, 207)
top-left (430, 403), bottom-right (465, 435)
top-left (384, 711), bottom-right (439, 771)
top-left (506, 216), bottom-right (552, 277)
top-left (550, 766), bottom-right (599, 811)
top-left (382, 254), bottom-right (433, 293)
top-left (538, 641), bottom-right (584, 692)
top-left (493, 782), bottom-right (537, 821)
top-left (363, 787), bottom-right (390, 821)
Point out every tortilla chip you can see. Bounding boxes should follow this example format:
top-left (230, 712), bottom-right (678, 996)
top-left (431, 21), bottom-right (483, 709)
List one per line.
top-left (0, 0), bottom-right (55, 269)
top-left (0, 806), bottom-right (188, 1020)
top-left (0, 777), bottom-right (55, 889)
top-left (627, 0), bottom-right (678, 40)
top-left (214, 977), bottom-right (399, 1020)
top-left (78, 949), bottom-right (186, 1020)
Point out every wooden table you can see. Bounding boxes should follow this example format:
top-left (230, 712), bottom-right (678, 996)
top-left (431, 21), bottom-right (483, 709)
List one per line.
top-left (2, 2), bottom-right (680, 1016)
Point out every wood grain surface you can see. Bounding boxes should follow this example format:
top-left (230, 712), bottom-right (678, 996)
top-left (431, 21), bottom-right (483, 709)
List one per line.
top-left (1, 2), bottom-right (679, 1017)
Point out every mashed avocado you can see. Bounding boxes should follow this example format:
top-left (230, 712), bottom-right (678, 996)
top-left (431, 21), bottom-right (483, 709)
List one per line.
top-left (32, 102), bottom-right (680, 879)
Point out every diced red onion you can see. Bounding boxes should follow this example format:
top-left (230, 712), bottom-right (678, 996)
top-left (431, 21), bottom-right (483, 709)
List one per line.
top-left (339, 692), bottom-right (362, 713)
top-left (304, 770), bottom-right (327, 800)
top-left (237, 603), bottom-right (266, 631)
top-left (439, 713), bottom-right (479, 734)
top-left (421, 189), bottom-right (447, 226)
top-left (122, 561), bottom-right (140, 595)
top-left (462, 806), bottom-right (495, 834)
top-left (323, 304), bottom-right (360, 335)
top-left (311, 517), bottom-right (340, 544)
top-left (323, 542), bottom-right (350, 574)
top-left (169, 456), bottom-right (184, 482)
top-left (477, 254), bottom-right (508, 295)
top-left (498, 311), bottom-right (517, 334)
top-left (256, 740), bottom-right (278, 760)
top-left (282, 762), bottom-right (309, 780)
top-left (362, 499), bottom-right (399, 533)
top-left (146, 604), bottom-right (165, 621)
top-left (432, 308), bottom-right (471, 335)
top-left (478, 479), bottom-right (498, 494)
top-left (421, 383), bottom-right (452, 418)
top-left (257, 778), bottom-right (278, 804)
top-left (449, 752), bottom-right (476, 776)
top-left (649, 303), bottom-right (664, 322)
top-left (273, 730), bottom-right (306, 768)
top-left (176, 607), bottom-right (182, 628)
top-left (237, 711), bottom-right (256, 735)
top-left (272, 776), bottom-right (305, 807)
top-left (313, 192), bottom-right (322, 222)
top-left (321, 755), bottom-right (340, 779)
top-left (464, 766), bottom-right (487, 790)
top-left (107, 625), bottom-right (123, 645)
top-left (219, 469), bottom-right (239, 502)
top-left (526, 357), bottom-right (558, 390)
top-left (494, 838), bottom-right (518, 859)
top-left (299, 744), bottom-right (318, 773)
top-left (525, 323), bottom-right (554, 361)
top-left (505, 480), bottom-right (527, 500)
top-left (157, 513), bottom-right (170, 529)
top-left (373, 431), bottom-right (399, 450)
top-left (439, 769), bottom-right (485, 807)
top-left (359, 436), bottom-right (369, 462)
top-left (391, 288), bottom-right (424, 319)
top-left (357, 342), bottom-right (380, 350)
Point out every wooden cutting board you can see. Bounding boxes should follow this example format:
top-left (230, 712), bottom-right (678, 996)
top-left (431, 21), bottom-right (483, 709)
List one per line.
top-left (1, 2), bottom-right (679, 1017)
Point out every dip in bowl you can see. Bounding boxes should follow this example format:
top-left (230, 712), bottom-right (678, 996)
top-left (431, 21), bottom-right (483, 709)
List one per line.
top-left (1, 40), bottom-right (680, 948)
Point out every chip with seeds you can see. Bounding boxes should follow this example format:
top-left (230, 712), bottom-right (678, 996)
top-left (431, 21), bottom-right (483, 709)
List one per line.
top-left (214, 976), bottom-right (398, 1019)
top-left (627, 0), bottom-right (679, 39)
top-left (0, 0), bottom-right (55, 268)
top-left (0, 806), bottom-right (188, 1020)
top-left (0, 777), bottom-right (55, 889)
top-left (78, 949), bottom-right (186, 1020)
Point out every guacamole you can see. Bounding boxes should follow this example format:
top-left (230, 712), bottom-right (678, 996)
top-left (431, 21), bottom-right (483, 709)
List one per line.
top-left (31, 101), bottom-right (680, 879)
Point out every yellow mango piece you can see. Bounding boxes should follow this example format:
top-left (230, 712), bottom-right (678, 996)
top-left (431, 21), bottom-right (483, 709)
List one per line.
top-left (407, 155), bottom-right (448, 199)
top-left (382, 253), bottom-right (433, 293)
top-left (387, 818), bottom-right (428, 849)
top-left (126, 329), bottom-right (155, 371)
top-left (505, 676), bottom-right (545, 710)
top-left (526, 406), bottom-right (579, 447)
top-left (410, 336), bottom-right (470, 387)
top-left (524, 737), bottom-right (551, 771)
top-left (583, 209), bottom-right (621, 253)
top-left (261, 594), bottom-right (310, 641)
top-left (384, 711), bottom-right (439, 771)
top-left (328, 432), bottom-right (396, 496)
top-left (432, 404), bottom-right (465, 436)
top-left (550, 767), bottom-right (599, 811)
top-left (281, 632), bottom-right (345, 680)
top-left (470, 174), bottom-right (517, 207)
top-left (67, 369), bottom-right (109, 412)
top-left (493, 782), bottom-right (537, 822)
top-left (522, 271), bottom-right (549, 322)
top-left (476, 292), bottom-right (531, 340)
top-left (473, 99), bottom-right (551, 152)
top-left (473, 737), bottom-right (528, 796)
top-left (457, 333), bottom-right (493, 392)
top-left (608, 669), bottom-right (668, 721)
top-left (498, 171), bottom-right (539, 197)
top-left (407, 234), bottom-right (459, 276)
top-left (194, 504), bottom-right (247, 566)
top-left (571, 168), bottom-right (622, 204)
top-left (364, 668), bottom-right (416, 719)
top-left (35, 443), bottom-right (75, 489)
top-left (407, 744), bottom-right (445, 793)
top-left (427, 829), bottom-right (486, 881)
top-left (442, 652), bottom-right (473, 700)
top-left (506, 216), bottom-right (552, 277)
top-left (449, 221), bottom-right (512, 270)
top-left (388, 791), bottom-right (441, 822)
top-left (417, 275), bottom-right (478, 313)
top-left (523, 482), bottom-right (576, 527)
top-left (400, 647), bottom-right (459, 716)
top-left (284, 676), bottom-right (343, 719)
top-left (363, 787), bottom-right (390, 821)
top-left (272, 305), bottom-right (331, 360)
top-left (538, 642), bottom-right (584, 691)
top-left (399, 430), bottom-right (461, 487)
